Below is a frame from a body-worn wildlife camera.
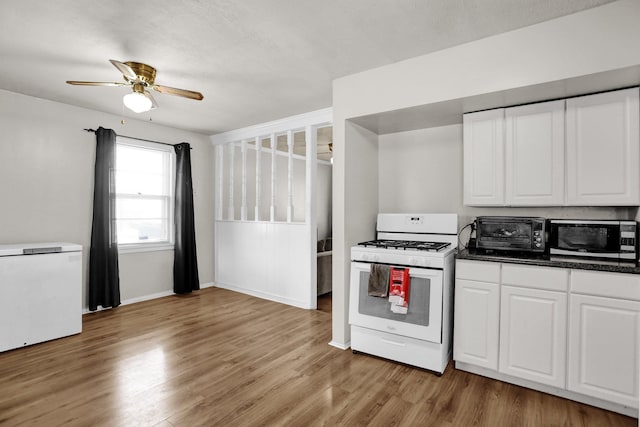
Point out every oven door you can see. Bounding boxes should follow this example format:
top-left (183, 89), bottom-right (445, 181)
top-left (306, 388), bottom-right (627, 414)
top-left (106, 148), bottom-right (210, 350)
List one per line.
top-left (349, 261), bottom-right (443, 343)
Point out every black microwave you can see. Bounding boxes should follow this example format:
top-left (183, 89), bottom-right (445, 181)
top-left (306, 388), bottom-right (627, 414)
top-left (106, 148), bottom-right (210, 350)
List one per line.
top-left (549, 219), bottom-right (637, 261)
top-left (475, 216), bottom-right (546, 253)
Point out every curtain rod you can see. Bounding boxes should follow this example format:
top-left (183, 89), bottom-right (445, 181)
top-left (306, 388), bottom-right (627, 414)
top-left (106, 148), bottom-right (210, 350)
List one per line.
top-left (83, 128), bottom-right (191, 149)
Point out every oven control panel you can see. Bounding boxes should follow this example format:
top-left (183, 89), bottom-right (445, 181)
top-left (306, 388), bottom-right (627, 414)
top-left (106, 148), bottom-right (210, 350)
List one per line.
top-left (351, 247), bottom-right (445, 269)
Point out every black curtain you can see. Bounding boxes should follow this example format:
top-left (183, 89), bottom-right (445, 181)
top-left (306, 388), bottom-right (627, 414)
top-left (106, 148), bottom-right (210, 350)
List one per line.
top-left (174, 143), bottom-right (200, 294)
top-left (88, 127), bottom-right (121, 311)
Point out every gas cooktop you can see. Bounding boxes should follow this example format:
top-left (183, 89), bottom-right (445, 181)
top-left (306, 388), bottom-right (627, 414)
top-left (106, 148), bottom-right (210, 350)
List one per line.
top-left (357, 239), bottom-right (451, 252)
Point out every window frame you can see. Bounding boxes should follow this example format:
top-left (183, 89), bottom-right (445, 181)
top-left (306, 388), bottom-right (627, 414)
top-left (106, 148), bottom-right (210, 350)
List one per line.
top-left (114, 136), bottom-right (175, 253)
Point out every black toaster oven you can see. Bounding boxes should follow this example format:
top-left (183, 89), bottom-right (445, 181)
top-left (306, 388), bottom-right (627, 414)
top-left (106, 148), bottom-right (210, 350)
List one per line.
top-left (475, 216), bottom-right (546, 253)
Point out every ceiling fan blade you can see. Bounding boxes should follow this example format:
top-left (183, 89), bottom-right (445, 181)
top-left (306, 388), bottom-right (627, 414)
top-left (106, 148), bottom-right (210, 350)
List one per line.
top-left (66, 81), bottom-right (127, 87)
top-left (145, 90), bottom-right (159, 109)
top-left (109, 59), bottom-right (138, 81)
top-left (153, 85), bottom-right (204, 100)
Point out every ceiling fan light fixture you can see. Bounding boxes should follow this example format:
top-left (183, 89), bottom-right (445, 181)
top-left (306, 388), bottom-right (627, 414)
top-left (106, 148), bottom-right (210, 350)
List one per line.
top-left (67, 59), bottom-right (203, 112)
top-left (123, 90), bottom-right (153, 113)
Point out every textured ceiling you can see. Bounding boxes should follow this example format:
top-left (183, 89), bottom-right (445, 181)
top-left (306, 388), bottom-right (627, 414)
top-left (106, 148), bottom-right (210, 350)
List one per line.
top-left (0, 0), bottom-right (615, 135)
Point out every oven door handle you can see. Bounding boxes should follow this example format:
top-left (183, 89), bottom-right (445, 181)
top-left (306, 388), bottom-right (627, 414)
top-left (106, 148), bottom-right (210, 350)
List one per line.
top-left (353, 262), bottom-right (442, 278)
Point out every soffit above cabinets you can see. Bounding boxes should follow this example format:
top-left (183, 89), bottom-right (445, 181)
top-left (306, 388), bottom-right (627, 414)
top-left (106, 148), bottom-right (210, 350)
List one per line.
top-left (350, 64), bottom-right (640, 135)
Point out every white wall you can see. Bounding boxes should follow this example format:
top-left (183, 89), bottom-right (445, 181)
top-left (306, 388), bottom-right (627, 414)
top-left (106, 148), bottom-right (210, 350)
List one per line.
top-left (378, 124), bottom-right (628, 229)
top-left (215, 221), bottom-right (312, 308)
top-left (211, 109), bottom-right (331, 311)
top-left (334, 0), bottom-right (640, 120)
top-left (332, 0), bottom-right (640, 348)
top-left (330, 119), bottom-right (379, 348)
top-left (0, 89), bottom-right (215, 310)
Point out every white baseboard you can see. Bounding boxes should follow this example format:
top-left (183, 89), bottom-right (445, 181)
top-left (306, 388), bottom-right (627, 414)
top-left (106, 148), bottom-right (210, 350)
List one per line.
top-left (328, 340), bottom-right (351, 350)
top-left (213, 282), bottom-right (313, 309)
top-left (83, 282), bottom-right (217, 314)
top-left (121, 290), bottom-right (174, 307)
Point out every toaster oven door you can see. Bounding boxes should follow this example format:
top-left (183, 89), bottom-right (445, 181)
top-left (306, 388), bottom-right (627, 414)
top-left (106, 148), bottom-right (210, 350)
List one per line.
top-left (476, 218), bottom-right (537, 251)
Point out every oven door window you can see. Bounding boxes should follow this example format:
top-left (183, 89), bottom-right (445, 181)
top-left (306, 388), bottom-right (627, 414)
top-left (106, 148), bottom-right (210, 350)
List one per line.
top-left (358, 270), bottom-right (430, 326)
top-left (477, 221), bottom-right (532, 249)
top-left (556, 225), bottom-right (618, 253)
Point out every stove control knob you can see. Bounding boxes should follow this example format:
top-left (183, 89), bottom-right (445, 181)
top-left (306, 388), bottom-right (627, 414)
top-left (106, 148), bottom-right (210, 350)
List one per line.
top-left (361, 254), bottom-right (370, 261)
top-left (372, 255), bottom-right (380, 262)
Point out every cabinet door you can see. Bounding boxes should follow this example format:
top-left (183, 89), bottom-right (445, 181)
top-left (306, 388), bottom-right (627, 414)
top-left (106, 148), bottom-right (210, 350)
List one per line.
top-left (566, 88), bottom-right (640, 205)
top-left (499, 285), bottom-right (567, 388)
top-left (463, 109), bottom-right (505, 206)
top-left (505, 100), bottom-right (565, 206)
top-left (568, 294), bottom-right (640, 408)
top-left (453, 278), bottom-right (500, 370)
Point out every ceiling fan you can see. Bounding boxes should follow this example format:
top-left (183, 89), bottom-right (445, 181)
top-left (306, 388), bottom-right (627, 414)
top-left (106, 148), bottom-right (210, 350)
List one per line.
top-left (66, 59), bottom-right (204, 113)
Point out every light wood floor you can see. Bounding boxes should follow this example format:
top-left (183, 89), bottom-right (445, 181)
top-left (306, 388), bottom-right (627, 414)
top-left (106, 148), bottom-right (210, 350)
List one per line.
top-left (0, 287), bottom-right (635, 426)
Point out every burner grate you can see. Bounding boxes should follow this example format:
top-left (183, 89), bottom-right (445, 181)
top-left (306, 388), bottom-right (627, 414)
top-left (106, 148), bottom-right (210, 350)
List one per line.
top-left (358, 239), bottom-right (450, 252)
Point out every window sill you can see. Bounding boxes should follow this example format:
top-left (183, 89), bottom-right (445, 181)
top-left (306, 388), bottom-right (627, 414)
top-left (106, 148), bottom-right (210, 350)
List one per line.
top-left (118, 243), bottom-right (174, 254)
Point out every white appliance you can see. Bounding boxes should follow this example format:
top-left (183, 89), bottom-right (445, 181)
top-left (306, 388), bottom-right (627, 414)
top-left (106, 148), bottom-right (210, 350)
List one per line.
top-left (349, 213), bottom-right (457, 374)
top-left (0, 242), bottom-right (82, 352)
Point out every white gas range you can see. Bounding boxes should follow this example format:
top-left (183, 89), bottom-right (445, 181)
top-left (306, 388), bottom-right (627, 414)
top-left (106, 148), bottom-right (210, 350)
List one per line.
top-left (349, 213), bottom-right (457, 374)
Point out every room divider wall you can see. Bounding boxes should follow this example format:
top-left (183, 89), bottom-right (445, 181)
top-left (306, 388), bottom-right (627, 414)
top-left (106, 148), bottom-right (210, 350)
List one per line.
top-left (211, 108), bottom-right (332, 309)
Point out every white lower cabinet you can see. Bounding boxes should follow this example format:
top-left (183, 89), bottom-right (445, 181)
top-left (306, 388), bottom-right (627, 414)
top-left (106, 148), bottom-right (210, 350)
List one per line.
top-left (454, 260), bottom-right (640, 416)
top-left (454, 260), bottom-right (501, 370)
top-left (454, 278), bottom-right (500, 370)
top-left (499, 285), bottom-right (567, 388)
top-left (568, 294), bottom-right (640, 409)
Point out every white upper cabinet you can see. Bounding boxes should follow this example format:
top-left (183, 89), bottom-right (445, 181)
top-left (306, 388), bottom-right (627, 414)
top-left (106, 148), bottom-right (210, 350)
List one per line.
top-left (566, 88), bottom-right (640, 206)
top-left (505, 100), bottom-right (565, 205)
top-left (463, 109), bottom-right (505, 206)
top-left (464, 87), bottom-right (640, 207)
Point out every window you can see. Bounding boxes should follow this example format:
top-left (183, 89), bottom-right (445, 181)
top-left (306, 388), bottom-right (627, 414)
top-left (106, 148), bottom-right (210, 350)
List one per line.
top-left (115, 137), bottom-right (175, 250)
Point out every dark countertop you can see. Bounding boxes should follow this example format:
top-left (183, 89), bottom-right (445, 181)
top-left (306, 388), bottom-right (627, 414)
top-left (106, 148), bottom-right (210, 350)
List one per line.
top-left (457, 248), bottom-right (640, 275)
